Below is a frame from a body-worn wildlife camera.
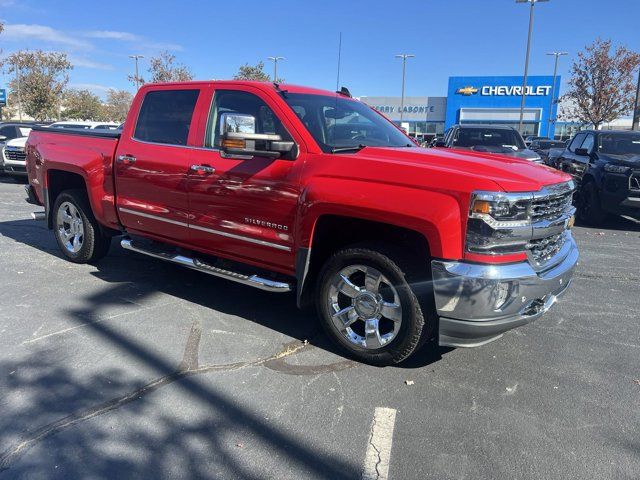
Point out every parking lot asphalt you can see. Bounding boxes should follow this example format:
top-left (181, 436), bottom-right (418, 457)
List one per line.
top-left (0, 176), bottom-right (638, 480)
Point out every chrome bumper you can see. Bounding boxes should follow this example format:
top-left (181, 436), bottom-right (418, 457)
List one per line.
top-left (432, 234), bottom-right (578, 347)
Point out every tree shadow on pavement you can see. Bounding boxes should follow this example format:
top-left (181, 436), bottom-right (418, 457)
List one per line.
top-left (0, 217), bottom-right (451, 370)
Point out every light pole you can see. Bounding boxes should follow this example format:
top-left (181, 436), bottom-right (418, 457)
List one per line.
top-left (267, 56), bottom-right (285, 82)
top-left (633, 68), bottom-right (640, 131)
top-left (395, 53), bottom-right (415, 123)
top-left (546, 51), bottom-right (567, 138)
top-left (129, 55), bottom-right (144, 90)
top-left (516, 0), bottom-right (549, 135)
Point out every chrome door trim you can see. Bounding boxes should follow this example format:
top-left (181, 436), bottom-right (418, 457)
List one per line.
top-left (189, 223), bottom-right (291, 251)
top-left (119, 207), bottom-right (189, 227)
top-left (118, 207), bottom-right (291, 252)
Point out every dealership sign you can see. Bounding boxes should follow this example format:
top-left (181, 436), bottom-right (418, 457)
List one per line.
top-left (0, 89), bottom-right (6, 107)
top-left (456, 85), bottom-right (552, 96)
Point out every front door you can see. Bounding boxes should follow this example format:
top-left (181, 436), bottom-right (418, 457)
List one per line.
top-left (115, 87), bottom-right (201, 243)
top-left (187, 87), bottom-right (303, 273)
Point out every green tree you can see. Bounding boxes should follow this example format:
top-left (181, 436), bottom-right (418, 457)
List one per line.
top-left (233, 61), bottom-right (280, 82)
top-left (3, 50), bottom-right (72, 121)
top-left (561, 39), bottom-right (640, 129)
top-left (129, 50), bottom-right (193, 86)
top-left (62, 89), bottom-right (103, 120)
top-left (103, 89), bottom-right (134, 122)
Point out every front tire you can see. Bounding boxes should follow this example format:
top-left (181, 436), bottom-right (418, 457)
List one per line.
top-left (316, 246), bottom-right (431, 365)
top-left (53, 189), bottom-right (111, 263)
top-left (577, 181), bottom-right (608, 226)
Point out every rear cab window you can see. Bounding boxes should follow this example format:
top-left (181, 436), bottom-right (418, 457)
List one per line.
top-left (134, 89), bottom-right (200, 146)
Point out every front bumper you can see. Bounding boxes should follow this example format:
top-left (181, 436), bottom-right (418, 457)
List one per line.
top-left (432, 235), bottom-right (578, 347)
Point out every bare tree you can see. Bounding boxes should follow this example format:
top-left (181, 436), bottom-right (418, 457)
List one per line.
top-left (561, 39), bottom-right (640, 129)
top-left (3, 50), bottom-right (72, 121)
top-left (62, 89), bottom-right (103, 120)
top-left (103, 89), bottom-right (134, 122)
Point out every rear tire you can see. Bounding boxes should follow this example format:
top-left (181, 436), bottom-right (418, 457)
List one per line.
top-left (577, 181), bottom-right (608, 226)
top-left (53, 189), bottom-right (111, 263)
top-left (316, 245), bottom-right (432, 365)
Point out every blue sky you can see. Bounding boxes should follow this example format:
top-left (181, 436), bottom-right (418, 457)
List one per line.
top-left (1, 0), bottom-right (639, 99)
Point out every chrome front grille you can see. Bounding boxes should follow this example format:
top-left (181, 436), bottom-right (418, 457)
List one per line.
top-left (531, 189), bottom-right (574, 223)
top-left (4, 147), bottom-right (26, 162)
top-left (527, 232), bottom-right (567, 266)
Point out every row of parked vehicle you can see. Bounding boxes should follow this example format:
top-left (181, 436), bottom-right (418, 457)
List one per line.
top-left (0, 121), bottom-right (120, 179)
top-left (426, 124), bottom-right (640, 226)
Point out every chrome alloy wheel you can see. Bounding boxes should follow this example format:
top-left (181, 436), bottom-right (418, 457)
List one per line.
top-left (327, 265), bottom-right (403, 349)
top-left (56, 201), bottom-right (84, 254)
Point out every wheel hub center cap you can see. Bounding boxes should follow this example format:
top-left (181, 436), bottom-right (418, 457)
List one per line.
top-left (354, 292), bottom-right (380, 318)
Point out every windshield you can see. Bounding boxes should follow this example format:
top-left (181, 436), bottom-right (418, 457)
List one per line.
top-left (538, 140), bottom-right (565, 149)
top-left (454, 127), bottom-right (526, 150)
top-left (598, 133), bottom-right (640, 155)
top-left (282, 93), bottom-right (412, 152)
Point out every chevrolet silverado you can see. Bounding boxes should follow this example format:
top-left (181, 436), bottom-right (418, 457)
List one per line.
top-left (24, 81), bottom-right (579, 365)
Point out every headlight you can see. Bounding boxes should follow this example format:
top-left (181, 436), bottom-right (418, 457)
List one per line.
top-left (466, 191), bottom-right (533, 254)
top-left (603, 163), bottom-right (630, 174)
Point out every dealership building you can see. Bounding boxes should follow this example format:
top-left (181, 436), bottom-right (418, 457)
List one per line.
top-left (361, 75), bottom-right (569, 139)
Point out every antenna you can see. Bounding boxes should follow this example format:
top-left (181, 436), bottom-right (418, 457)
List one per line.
top-left (336, 32), bottom-right (342, 92)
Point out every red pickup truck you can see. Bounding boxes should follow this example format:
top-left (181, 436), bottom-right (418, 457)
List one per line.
top-left (24, 81), bottom-right (578, 365)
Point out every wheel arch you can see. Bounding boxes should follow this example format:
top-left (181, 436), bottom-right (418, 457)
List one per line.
top-left (295, 214), bottom-right (432, 309)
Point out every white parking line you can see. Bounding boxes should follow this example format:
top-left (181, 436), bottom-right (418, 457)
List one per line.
top-left (362, 407), bottom-right (397, 480)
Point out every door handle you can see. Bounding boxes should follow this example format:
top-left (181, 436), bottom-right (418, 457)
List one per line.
top-left (117, 154), bottom-right (136, 165)
top-left (190, 164), bottom-right (215, 174)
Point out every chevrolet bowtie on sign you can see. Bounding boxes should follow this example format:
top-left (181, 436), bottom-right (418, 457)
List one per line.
top-left (456, 86), bottom-right (478, 96)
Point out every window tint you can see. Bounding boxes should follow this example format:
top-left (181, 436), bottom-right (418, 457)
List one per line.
top-left (0, 126), bottom-right (17, 140)
top-left (134, 89), bottom-right (200, 145)
top-left (568, 133), bottom-right (586, 153)
top-left (580, 134), bottom-right (594, 153)
top-left (205, 90), bottom-right (291, 148)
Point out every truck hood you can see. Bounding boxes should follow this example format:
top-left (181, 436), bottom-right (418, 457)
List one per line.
top-left (600, 153), bottom-right (640, 167)
top-left (6, 137), bottom-right (27, 148)
top-left (453, 145), bottom-right (542, 162)
top-left (349, 146), bottom-right (570, 192)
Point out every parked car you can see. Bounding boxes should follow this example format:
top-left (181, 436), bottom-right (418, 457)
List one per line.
top-left (49, 121), bottom-right (119, 130)
top-left (24, 80), bottom-right (578, 365)
top-left (524, 135), bottom-right (549, 147)
top-left (436, 125), bottom-right (544, 163)
top-left (529, 139), bottom-right (567, 165)
top-left (554, 129), bottom-right (640, 225)
top-left (0, 122), bottom-right (39, 173)
top-left (2, 136), bottom-right (28, 178)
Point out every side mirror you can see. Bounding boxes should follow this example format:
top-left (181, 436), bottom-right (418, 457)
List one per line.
top-left (220, 112), bottom-right (295, 159)
top-left (0, 135), bottom-right (7, 142)
top-left (434, 140), bottom-right (447, 148)
top-left (574, 148), bottom-right (589, 156)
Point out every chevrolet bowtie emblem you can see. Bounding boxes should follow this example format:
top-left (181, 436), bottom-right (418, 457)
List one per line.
top-left (456, 86), bottom-right (478, 96)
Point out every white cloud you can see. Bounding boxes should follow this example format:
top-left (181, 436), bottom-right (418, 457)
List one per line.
top-left (84, 30), bottom-right (141, 42)
top-left (3, 23), bottom-right (92, 49)
top-left (68, 83), bottom-right (118, 99)
top-left (69, 56), bottom-right (114, 70)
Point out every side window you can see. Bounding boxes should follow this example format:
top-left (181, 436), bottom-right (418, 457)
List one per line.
top-left (580, 134), bottom-right (594, 153)
top-left (0, 126), bottom-right (17, 140)
top-left (568, 133), bottom-right (586, 153)
top-left (205, 90), bottom-right (291, 148)
top-left (134, 89), bottom-right (200, 146)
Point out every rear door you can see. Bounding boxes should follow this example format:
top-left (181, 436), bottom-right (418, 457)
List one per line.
top-left (186, 86), bottom-right (305, 273)
top-left (114, 86), bottom-right (203, 243)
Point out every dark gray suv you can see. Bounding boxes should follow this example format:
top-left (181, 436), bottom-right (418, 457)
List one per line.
top-left (436, 124), bottom-right (543, 163)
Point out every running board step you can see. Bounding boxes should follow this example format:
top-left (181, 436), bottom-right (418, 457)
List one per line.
top-left (120, 238), bottom-right (292, 293)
